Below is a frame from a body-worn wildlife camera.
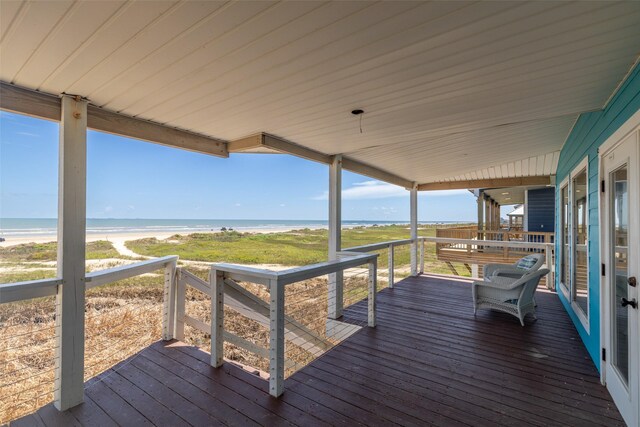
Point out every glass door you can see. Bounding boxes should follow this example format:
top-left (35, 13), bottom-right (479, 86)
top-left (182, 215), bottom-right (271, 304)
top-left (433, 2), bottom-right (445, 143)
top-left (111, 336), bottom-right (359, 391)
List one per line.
top-left (602, 130), bottom-right (638, 427)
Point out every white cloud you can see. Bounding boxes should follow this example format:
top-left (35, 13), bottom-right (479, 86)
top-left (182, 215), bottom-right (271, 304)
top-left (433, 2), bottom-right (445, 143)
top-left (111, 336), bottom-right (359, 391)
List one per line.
top-left (279, 204), bottom-right (286, 207)
top-left (312, 181), bottom-right (470, 201)
top-left (104, 206), bottom-right (113, 213)
top-left (234, 203), bottom-right (241, 207)
top-left (312, 181), bottom-right (406, 200)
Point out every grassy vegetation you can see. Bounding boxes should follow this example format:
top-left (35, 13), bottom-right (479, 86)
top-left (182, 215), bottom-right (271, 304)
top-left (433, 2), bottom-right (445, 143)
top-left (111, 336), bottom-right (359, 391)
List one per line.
top-left (0, 240), bottom-right (120, 262)
top-left (126, 224), bottom-right (447, 267)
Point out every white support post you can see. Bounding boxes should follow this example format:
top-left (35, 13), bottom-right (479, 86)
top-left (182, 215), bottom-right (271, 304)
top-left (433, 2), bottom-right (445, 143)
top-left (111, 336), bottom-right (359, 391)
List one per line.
top-left (210, 269), bottom-right (224, 367)
top-left (175, 273), bottom-right (186, 341)
top-left (54, 95), bottom-right (88, 411)
top-left (477, 191), bottom-right (484, 231)
top-left (419, 239), bottom-right (425, 274)
top-left (485, 197), bottom-right (492, 231)
top-left (162, 260), bottom-right (177, 340)
top-left (368, 259), bottom-right (377, 327)
top-left (269, 278), bottom-right (285, 397)
top-left (328, 155), bottom-right (343, 319)
top-left (388, 244), bottom-right (394, 288)
top-left (410, 185), bottom-right (418, 277)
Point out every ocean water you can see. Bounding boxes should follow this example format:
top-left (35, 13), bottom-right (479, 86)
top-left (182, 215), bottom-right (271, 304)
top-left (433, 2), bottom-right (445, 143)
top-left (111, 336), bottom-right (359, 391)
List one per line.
top-left (0, 218), bottom-right (468, 237)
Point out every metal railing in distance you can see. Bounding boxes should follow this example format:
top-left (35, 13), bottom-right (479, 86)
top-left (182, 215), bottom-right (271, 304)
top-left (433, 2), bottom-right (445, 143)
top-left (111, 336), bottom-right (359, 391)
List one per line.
top-left (0, 256), bottom-right (177, 424)
top-left (344, 239), bottom-right (413, 288)
top-left (206, 252), bottom-right (378, 397)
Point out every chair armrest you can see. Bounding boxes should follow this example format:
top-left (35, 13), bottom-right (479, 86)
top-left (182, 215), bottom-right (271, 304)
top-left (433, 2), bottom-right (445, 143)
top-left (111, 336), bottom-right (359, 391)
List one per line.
top-left (474, 277), bottom-right (523, 291)
top-left (492, 266), bottom-right (528, 278)
top-left (484, 263), bottom-right (513, 277)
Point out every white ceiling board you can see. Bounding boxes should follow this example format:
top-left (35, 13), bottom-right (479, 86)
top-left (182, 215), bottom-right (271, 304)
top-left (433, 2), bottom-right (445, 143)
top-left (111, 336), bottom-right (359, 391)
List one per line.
top-left (0, 0), bottom-right (25, 44)
top-left (179, 1), bottom-right (628, 135)
top-left (13, 0), bottom-right (132, 89)
top-left (0, 0), bottom-right (74, 81)
top-left (1, 1), bottom-right (639, 186)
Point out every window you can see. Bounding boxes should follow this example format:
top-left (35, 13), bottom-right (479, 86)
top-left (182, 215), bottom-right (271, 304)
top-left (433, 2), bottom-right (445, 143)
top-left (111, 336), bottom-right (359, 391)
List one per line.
top-left (572, 167), bottom-right (588, 318)
top-left (559, 182), bottom-right (570, 294)
top-left (558, 159), bottom-right (590, 328)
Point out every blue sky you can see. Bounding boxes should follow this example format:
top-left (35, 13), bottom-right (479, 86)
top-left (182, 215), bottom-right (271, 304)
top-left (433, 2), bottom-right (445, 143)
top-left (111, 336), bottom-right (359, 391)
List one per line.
top-left (1, 111), bottom-right (481, 221)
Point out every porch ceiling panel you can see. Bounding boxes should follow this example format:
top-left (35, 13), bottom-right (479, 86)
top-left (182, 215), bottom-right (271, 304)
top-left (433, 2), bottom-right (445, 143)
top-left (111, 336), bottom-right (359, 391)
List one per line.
top-left (1, 1), bottom-right (639, 186)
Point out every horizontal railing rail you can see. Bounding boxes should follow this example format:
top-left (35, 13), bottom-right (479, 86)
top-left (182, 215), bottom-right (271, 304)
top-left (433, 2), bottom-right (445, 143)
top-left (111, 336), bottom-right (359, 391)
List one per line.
top-left (86, 255), bottom-right (177, 289)
top-left (422, 236), bottom-right (555, 289)
top-left (205, 252), bottom-right (378, 397)
top-left (344, 239), bottom-right (416, 287)
top-left (0, 278), bottom-right (62, 304)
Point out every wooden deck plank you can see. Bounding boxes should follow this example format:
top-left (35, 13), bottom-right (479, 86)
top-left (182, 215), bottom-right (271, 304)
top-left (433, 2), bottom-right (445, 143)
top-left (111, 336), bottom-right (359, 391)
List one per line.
top-left (113, 362), bottom-right (221, 426)
top-left (84, 380), bottom-right (153, 426)
top-left (68, 395), bottom-right (119, 427)
top-left (15, 275), bottom-right (625, 427)
top-left (100, 371), bottom-right (190, 427)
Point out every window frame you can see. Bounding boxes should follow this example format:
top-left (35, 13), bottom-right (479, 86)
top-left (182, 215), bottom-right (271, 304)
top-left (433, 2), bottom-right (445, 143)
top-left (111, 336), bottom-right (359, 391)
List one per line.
top-left (559, 177), bottom-right (571, 300)
top-left (569, 158), bottom-right (590, 330)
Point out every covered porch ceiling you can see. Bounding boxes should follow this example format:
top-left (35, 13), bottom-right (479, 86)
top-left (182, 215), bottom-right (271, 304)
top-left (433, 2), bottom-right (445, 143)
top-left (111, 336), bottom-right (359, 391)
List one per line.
top-left (483, 185), bottom-right (548, 205)
top-left (1, 1), bottom-right (639, 189)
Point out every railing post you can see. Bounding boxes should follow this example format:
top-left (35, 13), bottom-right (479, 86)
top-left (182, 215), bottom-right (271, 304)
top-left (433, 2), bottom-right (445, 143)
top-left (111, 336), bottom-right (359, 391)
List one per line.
top-left (162, 260), bottom-right (177, 340)
top-left (54, 95), bottom-right (88, 411)
top-left (388, 244), bottom-right (394, 288)
top-left (210, 269), bottom-right (224, 367)
top-left (420, 238), bottom-right (425, 274)
top-left (368, 259), bottom-right (377, 327)
top-left (269, 278), bottom-right (285, 397)
top-left (545, 245), bottom-right (555, 290)
top-left (175, 271), bottom-right (186, 341)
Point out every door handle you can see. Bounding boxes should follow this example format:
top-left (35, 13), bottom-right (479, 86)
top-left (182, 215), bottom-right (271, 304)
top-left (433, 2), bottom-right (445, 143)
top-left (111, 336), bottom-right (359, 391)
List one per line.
top-left (629, 276), bottom-right (637, 287)
top-left (621, 298), bottom-right (637, 309)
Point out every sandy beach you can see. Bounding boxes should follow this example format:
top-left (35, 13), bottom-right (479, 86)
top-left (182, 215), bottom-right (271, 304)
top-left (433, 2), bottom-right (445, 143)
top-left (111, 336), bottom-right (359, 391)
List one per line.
top-left (0, 226), bottom-right (330, 248)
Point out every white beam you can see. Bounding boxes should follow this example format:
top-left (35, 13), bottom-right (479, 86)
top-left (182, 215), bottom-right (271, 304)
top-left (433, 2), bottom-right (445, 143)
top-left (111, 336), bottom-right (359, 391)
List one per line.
top-left (328, 155), bottom-right (343, 319)
top-left (0, 82), bottom-right (228, 158)
top-left (54, 95), bottom-right (87, 411)
top-left (410, 185), bottom-right (418, 277)
top-left (417, 176), bottom-right (553, 191)
top-left (228, 132), bottom-right (413, 188)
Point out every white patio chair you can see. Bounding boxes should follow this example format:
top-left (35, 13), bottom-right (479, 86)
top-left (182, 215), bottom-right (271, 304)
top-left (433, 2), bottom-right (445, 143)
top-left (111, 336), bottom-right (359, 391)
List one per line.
top-left (484, 253), bottom-right (544, 280)
top-left (472, 268), bottom-right (550, 326)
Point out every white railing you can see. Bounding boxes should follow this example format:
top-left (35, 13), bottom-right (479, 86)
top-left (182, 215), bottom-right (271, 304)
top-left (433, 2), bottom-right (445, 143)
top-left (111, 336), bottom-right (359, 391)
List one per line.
top-left (172, 252), bottom-right (378, 397)
top-left (420, 236), bottom-right (555, 288)
top-left (344, 238), bottom-right (415, 287)
top-left (0, 255), bottom-right (178, 418)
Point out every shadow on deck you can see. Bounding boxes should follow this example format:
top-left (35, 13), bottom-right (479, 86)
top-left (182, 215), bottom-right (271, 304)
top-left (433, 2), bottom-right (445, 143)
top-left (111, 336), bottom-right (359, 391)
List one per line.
top-left (15, 275), bottom-right (624, 426)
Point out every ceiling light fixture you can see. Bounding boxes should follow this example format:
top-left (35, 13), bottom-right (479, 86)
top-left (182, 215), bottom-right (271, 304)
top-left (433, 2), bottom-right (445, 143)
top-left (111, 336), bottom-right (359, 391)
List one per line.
top-left (351, 109), bottom-right (364, 133)
top-left (501, 192), bottom-right (509, 195)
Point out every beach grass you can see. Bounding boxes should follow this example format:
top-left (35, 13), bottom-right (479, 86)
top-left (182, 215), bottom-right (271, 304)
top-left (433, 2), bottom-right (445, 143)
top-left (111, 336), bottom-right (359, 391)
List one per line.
top-left (0, 240), bottom-right (120, 262)
top-left (125, 224), bottom-right (452, 268)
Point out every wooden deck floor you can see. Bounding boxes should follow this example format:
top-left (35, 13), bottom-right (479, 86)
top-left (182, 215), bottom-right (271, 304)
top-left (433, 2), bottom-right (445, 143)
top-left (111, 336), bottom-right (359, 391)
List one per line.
top-left (15, 275), bottom-right (624, 427)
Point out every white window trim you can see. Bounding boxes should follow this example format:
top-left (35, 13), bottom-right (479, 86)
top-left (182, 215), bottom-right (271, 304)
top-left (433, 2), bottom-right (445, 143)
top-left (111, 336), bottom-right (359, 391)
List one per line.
top-left (570, 157), bottom-right (590, 332)
top-left (558, 176), bottom-right (570, 301)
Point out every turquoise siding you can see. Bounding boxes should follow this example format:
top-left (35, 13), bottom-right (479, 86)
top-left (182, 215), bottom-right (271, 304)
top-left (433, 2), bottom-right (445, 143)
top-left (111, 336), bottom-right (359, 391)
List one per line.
top-left (555, 63), bottom-right (640, 369)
